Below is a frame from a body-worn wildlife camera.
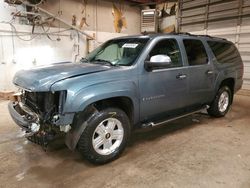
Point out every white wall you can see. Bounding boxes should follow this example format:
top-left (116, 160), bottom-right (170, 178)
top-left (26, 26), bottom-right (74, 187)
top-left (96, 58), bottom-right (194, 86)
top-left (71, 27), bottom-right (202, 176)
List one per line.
top-left (0, 23), bottom-right (86, 91)
top-left (41, 0), bottom-right (141, 35)
top-left (0, 1), bottom-right (135, 91)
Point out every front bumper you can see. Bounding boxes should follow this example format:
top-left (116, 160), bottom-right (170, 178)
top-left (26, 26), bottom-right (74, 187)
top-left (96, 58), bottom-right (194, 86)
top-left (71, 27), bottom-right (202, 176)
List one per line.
top-left (8, 101), bottom-right (39, 132)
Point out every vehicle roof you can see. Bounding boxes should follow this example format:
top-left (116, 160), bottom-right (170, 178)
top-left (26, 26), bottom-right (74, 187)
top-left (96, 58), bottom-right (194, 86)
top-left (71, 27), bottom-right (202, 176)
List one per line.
top-left (115, 32), bottom-right (228, 42)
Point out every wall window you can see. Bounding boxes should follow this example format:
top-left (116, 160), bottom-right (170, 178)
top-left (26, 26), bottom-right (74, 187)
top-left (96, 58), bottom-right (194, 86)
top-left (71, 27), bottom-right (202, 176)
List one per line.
top-left (207, 41), bottom-right (241, 64)
top-left (149, 39), bottom-right (182, 68)
top-left (183, 39), bottom-right (208, 66)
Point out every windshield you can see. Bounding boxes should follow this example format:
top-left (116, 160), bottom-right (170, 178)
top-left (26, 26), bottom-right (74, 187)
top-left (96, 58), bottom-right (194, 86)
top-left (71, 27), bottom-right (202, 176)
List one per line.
top-left (84, 38), bottom-right (149, 66)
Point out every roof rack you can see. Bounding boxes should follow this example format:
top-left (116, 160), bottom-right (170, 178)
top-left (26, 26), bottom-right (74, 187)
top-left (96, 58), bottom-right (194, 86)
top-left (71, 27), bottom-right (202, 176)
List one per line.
top-left (172, 32), bottom-right (227, 40)
top-left (142, 32), bottom-right (227, 41)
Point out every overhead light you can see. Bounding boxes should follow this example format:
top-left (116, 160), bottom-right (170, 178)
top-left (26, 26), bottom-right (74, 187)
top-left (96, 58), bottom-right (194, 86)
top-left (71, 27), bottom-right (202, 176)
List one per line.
top-left (143, 11), bottom-right (155, 15)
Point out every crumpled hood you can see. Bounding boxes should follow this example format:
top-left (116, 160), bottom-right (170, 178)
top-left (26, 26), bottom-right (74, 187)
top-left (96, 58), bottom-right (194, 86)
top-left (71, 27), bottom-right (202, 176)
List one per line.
top-left (13, 62), bottom-right (111, 91)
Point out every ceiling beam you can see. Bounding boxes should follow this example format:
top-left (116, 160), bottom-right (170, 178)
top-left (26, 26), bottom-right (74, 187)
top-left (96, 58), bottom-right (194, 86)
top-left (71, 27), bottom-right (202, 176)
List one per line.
top-left (126, 0), bottom-right (178, 6)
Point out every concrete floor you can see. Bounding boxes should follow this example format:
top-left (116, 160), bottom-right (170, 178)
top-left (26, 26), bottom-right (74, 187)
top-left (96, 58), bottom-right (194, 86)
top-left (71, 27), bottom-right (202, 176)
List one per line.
top-left (0, 95), bottom-right (250, 188)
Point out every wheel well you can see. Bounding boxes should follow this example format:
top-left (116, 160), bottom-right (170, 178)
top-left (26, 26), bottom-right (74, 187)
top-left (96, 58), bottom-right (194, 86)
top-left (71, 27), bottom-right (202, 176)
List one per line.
top-left (220, 78), bottom-right (235, 94)
top-left (93, 97), bottom-right (134, 124)
top-left (220, 78), bottom-right (235, 103)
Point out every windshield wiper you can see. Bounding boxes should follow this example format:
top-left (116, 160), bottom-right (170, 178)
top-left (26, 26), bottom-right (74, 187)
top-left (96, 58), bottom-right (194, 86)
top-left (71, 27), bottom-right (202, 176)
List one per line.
top-left (94, 59), bottom-right (115, 66)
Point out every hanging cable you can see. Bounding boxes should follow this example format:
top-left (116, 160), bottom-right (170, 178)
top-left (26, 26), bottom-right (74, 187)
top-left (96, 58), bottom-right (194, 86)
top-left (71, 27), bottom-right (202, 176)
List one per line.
top-left (57, 0), bottom-right (62, 41)
top-left (0, 20), bottom-right (73, 39)
top-left (19, 0), bottom-right (44, 7)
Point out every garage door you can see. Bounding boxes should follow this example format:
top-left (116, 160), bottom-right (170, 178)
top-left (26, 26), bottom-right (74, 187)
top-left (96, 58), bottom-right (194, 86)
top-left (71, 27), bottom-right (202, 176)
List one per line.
top-left (179, 0), bottom-right (250, 90)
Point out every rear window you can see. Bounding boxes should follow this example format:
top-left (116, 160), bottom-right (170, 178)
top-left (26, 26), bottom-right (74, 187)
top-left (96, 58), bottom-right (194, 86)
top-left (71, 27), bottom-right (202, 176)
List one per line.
top-left (183, 39), bottom-right (208, 66)
top-left (207, 41), bottom-right (241, 64)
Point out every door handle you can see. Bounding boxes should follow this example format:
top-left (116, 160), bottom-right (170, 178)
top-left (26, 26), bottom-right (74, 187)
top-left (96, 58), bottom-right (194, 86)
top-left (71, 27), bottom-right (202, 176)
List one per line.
top-left (176, 74), bottom-right (187, 80)
top-left (206, 70), bottom-right (214, 75)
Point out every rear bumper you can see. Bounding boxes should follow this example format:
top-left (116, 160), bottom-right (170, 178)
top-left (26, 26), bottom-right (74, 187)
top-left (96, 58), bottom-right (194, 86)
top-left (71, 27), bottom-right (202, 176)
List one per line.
top-left (8, 102), bottom-right (39, 132)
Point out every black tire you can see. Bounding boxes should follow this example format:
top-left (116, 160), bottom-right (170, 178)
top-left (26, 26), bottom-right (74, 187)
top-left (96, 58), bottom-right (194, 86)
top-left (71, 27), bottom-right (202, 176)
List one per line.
top-left (77, 108), bottom-right (131, 164)
top-left (207, 86), bottom-right (232, 117)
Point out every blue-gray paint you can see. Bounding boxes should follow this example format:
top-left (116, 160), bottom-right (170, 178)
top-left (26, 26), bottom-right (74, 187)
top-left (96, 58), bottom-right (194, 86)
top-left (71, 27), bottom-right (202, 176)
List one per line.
top-left (11, 34), bottom-right (243, 149)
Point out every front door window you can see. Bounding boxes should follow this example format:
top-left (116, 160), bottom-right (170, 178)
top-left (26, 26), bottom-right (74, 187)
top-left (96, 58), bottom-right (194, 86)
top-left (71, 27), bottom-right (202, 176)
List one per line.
top-left (148, 39), bottom-right (183, 68)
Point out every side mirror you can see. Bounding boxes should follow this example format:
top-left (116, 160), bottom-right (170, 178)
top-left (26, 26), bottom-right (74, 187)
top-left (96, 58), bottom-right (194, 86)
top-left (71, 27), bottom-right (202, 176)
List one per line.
top-left (145, 55), bottom-right (172, 71)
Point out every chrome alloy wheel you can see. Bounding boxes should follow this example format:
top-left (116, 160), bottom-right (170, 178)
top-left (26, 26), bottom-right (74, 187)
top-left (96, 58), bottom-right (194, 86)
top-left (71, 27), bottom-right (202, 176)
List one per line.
top-left (92, 118), bottom-right (124, 155)
top-left (218, 91), bottom-right (229, 113)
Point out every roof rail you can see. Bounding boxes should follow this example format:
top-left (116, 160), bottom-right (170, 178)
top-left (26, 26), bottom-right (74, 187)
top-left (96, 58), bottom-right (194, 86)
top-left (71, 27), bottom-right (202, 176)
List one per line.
top-left (195, 34), bottom-right (227, 40)
top-left (141, 32), bottom-right (227, 41)
top-left (172, 32), bottom-right (226, 40)
top-left (169, 31), bottom-right (192, 35)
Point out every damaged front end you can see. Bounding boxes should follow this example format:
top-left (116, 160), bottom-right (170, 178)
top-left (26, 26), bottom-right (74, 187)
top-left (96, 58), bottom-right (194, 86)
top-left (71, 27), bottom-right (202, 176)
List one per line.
top-left (8, 90), bottom-right (73, 148)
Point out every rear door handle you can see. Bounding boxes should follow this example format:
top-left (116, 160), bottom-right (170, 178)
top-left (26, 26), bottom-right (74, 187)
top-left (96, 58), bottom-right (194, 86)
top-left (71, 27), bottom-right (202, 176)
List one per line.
top-left (206, 70), bottom-right (214, 75)
top-left (176, 74), bottom-right (187, 80)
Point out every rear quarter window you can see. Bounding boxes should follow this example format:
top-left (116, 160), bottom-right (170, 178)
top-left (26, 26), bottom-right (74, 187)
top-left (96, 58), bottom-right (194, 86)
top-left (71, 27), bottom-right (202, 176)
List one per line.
top-left (207, 41), bottom-right (241, 64)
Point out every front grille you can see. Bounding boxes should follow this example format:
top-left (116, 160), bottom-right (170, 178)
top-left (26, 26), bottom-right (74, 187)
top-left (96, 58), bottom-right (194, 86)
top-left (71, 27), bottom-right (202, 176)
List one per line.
top-left (22, 92), bottom-right (42, 112)
top-left (22, 91), bottom-right (59, 114)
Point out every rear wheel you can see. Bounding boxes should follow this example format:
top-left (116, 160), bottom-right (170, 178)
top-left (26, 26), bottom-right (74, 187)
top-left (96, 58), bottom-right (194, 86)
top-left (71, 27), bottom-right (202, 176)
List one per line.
top-left (77, 108), bottom-right (130, 164)
top-left (207, 86), bottom-right (232, 117)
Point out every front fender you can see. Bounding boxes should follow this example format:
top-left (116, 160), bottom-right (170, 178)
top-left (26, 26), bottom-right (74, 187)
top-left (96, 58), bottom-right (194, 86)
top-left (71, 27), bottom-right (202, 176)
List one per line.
top-left (64, 80), bottom-right (139, 150)
top-left (64, 80), bottom-right (140, 123)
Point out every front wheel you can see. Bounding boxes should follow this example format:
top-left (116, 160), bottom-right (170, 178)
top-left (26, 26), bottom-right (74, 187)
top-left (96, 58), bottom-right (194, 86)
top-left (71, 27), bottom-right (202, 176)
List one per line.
top-left (207, 86), bottom-right (232, 117)
top-left (77, 108), bottom-right (130, 164)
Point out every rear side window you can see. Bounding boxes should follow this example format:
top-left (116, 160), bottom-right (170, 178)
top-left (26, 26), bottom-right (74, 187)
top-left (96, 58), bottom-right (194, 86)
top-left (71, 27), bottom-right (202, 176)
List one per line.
top-left (183, 39), bottom-right (208, 66)
top-left (207, 41), bottom-right (241, 64)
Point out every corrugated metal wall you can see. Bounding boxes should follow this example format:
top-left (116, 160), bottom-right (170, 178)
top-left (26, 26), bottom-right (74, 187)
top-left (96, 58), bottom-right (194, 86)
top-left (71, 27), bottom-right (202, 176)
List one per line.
top-left (179, 0), bottom-right (250, 90)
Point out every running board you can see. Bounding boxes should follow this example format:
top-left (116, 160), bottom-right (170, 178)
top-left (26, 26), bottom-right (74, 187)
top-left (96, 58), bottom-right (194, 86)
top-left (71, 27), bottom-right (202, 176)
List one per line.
top-left (142, 106), bottom-right (208, 128)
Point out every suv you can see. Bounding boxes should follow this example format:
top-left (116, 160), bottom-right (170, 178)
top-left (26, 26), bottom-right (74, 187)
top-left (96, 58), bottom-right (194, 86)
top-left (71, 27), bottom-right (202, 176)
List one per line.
top-left (9, 33), bottom-right (243, 164)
